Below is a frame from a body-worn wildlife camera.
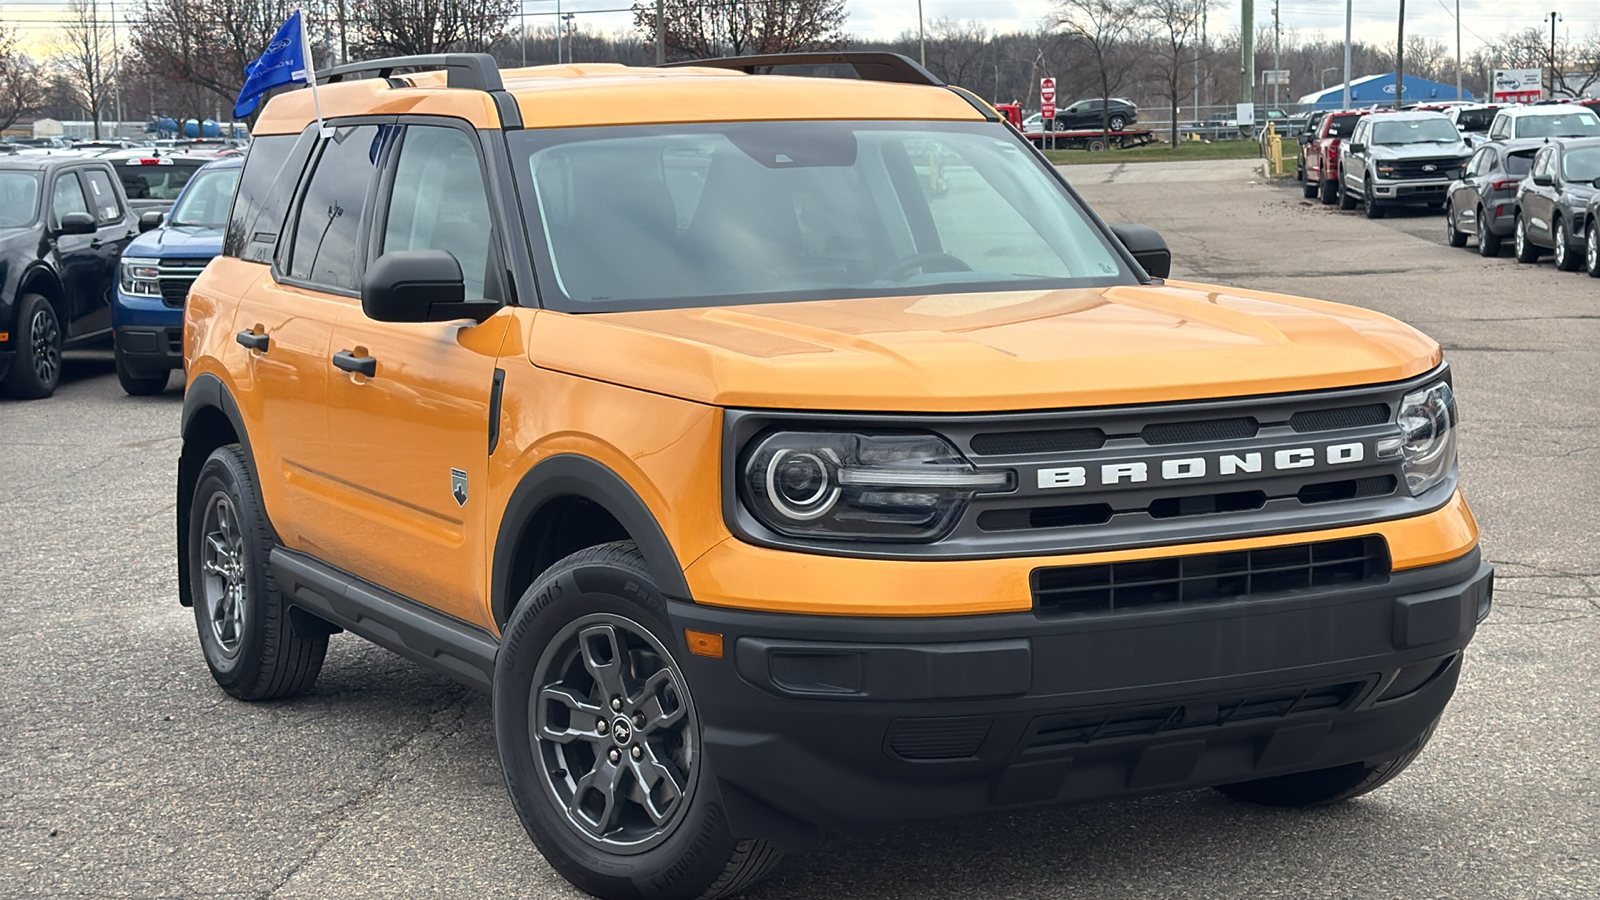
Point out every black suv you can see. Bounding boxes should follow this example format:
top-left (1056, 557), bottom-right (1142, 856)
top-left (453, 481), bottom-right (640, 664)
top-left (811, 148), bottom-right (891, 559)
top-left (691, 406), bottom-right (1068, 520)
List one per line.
top-left (0, 156), bottom-right (137, 398)
top-left (1053, 97), bottom-right (1138, 132)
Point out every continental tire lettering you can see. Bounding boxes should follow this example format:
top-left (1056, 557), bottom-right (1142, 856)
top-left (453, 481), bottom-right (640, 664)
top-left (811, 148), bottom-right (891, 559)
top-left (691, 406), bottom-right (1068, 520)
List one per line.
top-left (649, 802), bottom-right (721, 891)
top-left (1037, 466), bottom-right (1086, 489)
top-left (1219, 452), bottom-right (1262, 475)
top-left (1101, 462), bottom-right (1147, 485)
top-left (529, 580), bottom-right (564, 616)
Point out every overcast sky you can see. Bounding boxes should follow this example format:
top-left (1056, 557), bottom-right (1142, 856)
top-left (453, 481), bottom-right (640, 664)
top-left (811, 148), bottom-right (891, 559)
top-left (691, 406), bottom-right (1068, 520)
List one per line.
top-left (6, 0), bottom-right (1600, 53)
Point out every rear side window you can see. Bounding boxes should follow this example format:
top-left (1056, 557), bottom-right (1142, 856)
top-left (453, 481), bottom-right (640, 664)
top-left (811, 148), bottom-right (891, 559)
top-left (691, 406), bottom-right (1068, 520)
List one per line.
top-left (1327, 115), bottom-right (1358, 138)
top-left (225, 134), bottom-right (301, 260)
top-left (285, 124), bottom-right (387, 291)
top-left (81, 169), bottom-right (122, 223)
top-left (1504, 151), bottom-right (1535, 176)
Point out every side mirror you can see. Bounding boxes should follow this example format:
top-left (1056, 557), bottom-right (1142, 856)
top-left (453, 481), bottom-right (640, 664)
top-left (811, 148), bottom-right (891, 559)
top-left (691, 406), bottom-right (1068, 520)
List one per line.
top-left (56, 210), bottom-right (96, 235)
top-left (138, 210), bottom-right (164, 233)
top-left (361, 249), bottom-right (496, 324)
top-left (1347, 141), bottom-right (1366, 154)
top-left (1111, 223), bottom-right (1172, 280)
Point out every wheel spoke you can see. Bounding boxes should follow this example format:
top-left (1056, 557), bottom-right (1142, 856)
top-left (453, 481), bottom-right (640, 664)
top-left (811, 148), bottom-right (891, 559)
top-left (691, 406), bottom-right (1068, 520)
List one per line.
top-left (629, 745), bottom-right (686, 825)
top-left (536, 685), bottom-right (606, 745)
top-left (633, 667), bottom-right (686, 734)
top-left (577, 623), bottom-right (628, 699)
top-left (570, 757), bottom-right (626, 835)
top-left (202, 534), bottom-right (231, 575)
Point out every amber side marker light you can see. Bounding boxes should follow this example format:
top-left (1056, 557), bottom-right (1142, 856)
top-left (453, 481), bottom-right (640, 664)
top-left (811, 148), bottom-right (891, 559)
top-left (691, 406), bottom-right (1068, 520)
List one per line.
top-left (685, 630), bottom-right (724, 659)
top-left (0, 332), bottom-right (9, 341)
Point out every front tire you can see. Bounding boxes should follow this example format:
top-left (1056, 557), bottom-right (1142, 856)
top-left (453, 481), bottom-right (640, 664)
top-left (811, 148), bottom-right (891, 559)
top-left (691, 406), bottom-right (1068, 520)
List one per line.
top-left (4, 293), bottom-right (62, 399)
top-left (1553, 219), bottom-right (1579, 271)
top-left (1514, 214), bottom-right (1542, 263)
top-left (494, 542), bottom-right (780, 900)
top-left (1362, 179), bottom-right (1386, 219)
top-left (188, 445), bottom-right (326, 700)
top-left (1477, 206), bottom-right (1502, 257)
top-left (1216, 718), bottom-right (1439, 807)
top-left (1337, 172), bottom-right (1357, 210)
top-left (1445, 203), bottom-right (1467, 247)
top-left (1586, 222), bottom-right (1600, 277)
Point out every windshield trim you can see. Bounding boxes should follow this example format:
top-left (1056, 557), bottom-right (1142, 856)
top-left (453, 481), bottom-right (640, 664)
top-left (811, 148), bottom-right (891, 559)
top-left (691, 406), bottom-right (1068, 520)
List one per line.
top-left (507, 120), bottom-right (1139, 314)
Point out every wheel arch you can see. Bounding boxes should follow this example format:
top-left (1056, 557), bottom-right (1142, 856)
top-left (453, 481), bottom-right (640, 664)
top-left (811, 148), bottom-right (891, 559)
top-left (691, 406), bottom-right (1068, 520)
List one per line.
top-left (178, 373), bottom-right (256, 608)
top-left (16, 264), bottom-right (66, 324)
top-left (492, 454), bottom-right (693, 630)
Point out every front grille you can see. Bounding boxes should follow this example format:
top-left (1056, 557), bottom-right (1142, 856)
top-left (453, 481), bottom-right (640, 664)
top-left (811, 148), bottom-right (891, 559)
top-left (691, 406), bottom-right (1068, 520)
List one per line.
top-left (1383, 157), bottom-right (1463, 180)
top-left (1141, 417), bottom-right (1258, 445)
top-left (157, 258), bottom-right (209, 309)
top-left (1031, 536), bottom-right (1390, 616)
top-left (1024, 680), bottom-right (1365, 751)
top-left (970, 427), bottom-right (1105, 456)
top-left (1290, 403), bottom-right (1389, 433)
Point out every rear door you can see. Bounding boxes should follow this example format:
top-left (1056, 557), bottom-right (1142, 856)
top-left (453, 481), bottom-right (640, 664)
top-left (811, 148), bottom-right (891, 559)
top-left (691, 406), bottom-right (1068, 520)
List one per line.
top-left (73, 166), bottom-right (135, 338)
top-left (316, 119), bottom-right (512, 627)
top-left (1524, 148), bottom-right (1558, 243)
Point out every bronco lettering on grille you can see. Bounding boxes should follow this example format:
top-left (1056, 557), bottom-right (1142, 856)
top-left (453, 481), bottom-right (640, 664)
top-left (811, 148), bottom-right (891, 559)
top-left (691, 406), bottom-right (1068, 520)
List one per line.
top-left (1036, 442), bottom-right (1367, 490)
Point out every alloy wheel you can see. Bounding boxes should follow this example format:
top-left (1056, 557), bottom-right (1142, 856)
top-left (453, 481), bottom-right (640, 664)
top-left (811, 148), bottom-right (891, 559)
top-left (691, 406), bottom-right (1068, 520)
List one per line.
top-left (1555, 223), bottom-right (1568, 268)
top-left (1587, 226), bottom-right (1599, 275)
top-left (198, 493), bottom-right (247, 656)
top-left (530, 613), bottom-right (698, 853)
top-left (29, 307), bottom-right (60, 386)
top-left (1516, 218), bottom-right (1526, 257)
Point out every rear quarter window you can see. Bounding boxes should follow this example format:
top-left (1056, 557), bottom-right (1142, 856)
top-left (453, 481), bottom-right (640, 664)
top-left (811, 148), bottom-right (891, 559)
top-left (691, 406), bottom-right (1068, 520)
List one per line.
top-left (81, 168), bottom-right (123, 223)
top-left (224, 133), bottom-right (308, 262)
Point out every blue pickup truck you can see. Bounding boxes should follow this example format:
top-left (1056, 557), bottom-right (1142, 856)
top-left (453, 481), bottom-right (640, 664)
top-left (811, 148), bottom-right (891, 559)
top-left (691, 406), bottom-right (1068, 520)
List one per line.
top-left (112, 157), bottom-right (240, 394)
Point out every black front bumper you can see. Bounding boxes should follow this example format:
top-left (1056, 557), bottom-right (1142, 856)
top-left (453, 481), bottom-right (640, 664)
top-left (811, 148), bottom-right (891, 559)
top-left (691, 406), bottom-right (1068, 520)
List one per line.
top-left (669, 549), bottom-right (1491, 847)
top-left (113, 326), bottom-right (184, 373)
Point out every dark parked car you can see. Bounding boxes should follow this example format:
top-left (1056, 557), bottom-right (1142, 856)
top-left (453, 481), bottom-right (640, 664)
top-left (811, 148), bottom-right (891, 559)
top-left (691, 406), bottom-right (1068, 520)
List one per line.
top-left (100, 150), bottom-right (212, 214)
top-left (112, 157), bottom-right (240, 394)
top-left (1339, 111), bottom-right (1471, 218)
top-left (1587, 188), bottom-right (1600, 276)
top-left (1514, 137), bottom-right (1600, 270)
top-left (1445, 139), bottom-right (1542, 256)
top-left (0, 155), bottom-right (137, 398)
top-left (1051, 97), bottom-right (1138, 132)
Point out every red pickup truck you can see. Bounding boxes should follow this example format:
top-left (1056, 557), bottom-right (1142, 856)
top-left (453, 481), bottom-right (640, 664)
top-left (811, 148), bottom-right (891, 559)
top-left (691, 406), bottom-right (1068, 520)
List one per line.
top-left (1302, 110), bottom-right (1368, 204)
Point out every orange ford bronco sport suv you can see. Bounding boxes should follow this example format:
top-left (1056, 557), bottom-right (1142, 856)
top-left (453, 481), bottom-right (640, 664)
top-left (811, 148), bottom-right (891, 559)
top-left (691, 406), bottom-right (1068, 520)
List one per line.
top-left (178, 52), bottom-right (1491, 900)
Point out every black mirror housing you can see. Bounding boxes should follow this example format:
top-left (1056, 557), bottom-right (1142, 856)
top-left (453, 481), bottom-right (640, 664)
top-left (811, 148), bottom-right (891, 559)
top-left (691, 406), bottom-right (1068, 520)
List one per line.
top-left (1347, 141), bottom-right (1365, 154)
top-left (1111, 223), bottom-right (1172, 280)
top-left (1532, 174), bottom-right (1554, 187)
top-left (56, 211), bottom-right (96, 235)
top-left (138, 211), bottom-right (164, 233)
top-left (361, 249), bottom-right (495, 323)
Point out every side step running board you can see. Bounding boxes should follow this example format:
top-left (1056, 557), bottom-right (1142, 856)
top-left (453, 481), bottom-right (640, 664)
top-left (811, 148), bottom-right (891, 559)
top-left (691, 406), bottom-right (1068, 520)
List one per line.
top-left (270, 548), bottom-right (499, 692)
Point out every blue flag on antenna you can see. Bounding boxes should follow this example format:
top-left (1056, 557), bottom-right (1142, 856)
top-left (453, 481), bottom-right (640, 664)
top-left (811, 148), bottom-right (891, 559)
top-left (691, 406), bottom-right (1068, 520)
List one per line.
top-left (234, 10), bottom-right (309, 118)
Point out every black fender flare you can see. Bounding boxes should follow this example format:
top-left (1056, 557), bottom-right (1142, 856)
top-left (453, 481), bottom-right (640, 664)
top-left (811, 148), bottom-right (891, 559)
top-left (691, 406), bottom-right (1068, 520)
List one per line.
top-left (177, 373), bottom-right (258, 607)
top-left (492, 454), bottom-right (693, 627)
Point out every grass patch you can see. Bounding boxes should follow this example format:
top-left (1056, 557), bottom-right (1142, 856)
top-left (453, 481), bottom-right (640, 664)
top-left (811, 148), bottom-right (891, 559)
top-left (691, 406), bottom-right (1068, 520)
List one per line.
top-left (1044, 140), bottom-right (1265, 165)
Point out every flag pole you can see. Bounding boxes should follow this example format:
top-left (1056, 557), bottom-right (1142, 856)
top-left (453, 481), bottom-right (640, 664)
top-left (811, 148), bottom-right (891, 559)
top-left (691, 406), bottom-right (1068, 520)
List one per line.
top-left (298, 8), bottom-right (326, 138)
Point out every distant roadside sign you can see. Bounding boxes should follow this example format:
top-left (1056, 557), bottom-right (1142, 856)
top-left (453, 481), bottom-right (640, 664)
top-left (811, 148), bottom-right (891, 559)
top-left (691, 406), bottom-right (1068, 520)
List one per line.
top-left (1492, 68), bottom-right (1542, 104)
top-left (1041, 77), bottom-right (1056, 119)
top-left (1264, 69), bottom-right (1291, 85)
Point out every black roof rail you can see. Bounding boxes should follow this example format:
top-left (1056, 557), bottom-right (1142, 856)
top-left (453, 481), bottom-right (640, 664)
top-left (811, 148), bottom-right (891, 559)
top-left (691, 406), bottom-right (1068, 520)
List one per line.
top-left (661, 51), bottom-right (944, 87)
top-left (318, 53), bottom-right (503, 91)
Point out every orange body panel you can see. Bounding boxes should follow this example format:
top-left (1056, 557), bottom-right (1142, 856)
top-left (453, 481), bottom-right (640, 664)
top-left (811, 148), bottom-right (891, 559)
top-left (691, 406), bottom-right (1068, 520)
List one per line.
top-left (685, 492), bottom-right (1479, 617)
top-left (528, 281), bottom-right (1442, 413)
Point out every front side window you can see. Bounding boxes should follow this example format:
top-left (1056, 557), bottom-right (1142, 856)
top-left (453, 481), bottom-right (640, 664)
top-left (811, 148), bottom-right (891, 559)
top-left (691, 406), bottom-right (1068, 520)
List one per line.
top-left (286, 124), bottom-right (386, 291)
top-left (1466, 148), bottom-right (1489, 177)
top-left (1489, 116), bottom-right (1508, 139)
top-left (52, 172), bottom-right (89, 221)
top-left (80, 169), bottom-right (122, 224)
top-left (0, 172), bottom-right (40, 227)
top-left (380, 125), bottom-right (498, 301)
top-left (511, 121), bottom-right (1131, 312)
top-left (1532, 149), bottom-right (1553, 180)
top-left (170, 167), bottom-right (243, 229)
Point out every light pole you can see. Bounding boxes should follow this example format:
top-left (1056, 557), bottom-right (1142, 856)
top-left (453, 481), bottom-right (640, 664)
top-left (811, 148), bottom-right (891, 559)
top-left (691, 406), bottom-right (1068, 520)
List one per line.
top-left (1396, 0), bottom-right (1406, 111)
top-left (1548, 11), bottom-right (1562, 97)
top-left (918, 1), bottom-right (926, 68)
top-left (1455, 0), bottom-right (1461, 100)
top-left (1342, 0), bottom-right (1352, 110)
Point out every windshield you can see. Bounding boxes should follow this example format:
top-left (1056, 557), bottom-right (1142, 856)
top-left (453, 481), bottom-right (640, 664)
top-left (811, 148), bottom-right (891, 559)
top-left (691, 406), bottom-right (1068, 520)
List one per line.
top-left (116, 160), bottom-right (204, 202)
top-left (1455, 107), bottom-right (1497, 131)
top-left (1372, 118), bottom-right (1461, 144)
top-left (1514, 110), bottom-right (1600, 138)
top-left (509, 121), bottom-right (1131, 312)
top-left (0, 172), bottom-right (39, 226)
top-left (1564, 147), bottom-right (1600, 183)
top-left (1327, 115), bottom-right (1360, 138)
top-left (168, 167), bottom-right (240, 227)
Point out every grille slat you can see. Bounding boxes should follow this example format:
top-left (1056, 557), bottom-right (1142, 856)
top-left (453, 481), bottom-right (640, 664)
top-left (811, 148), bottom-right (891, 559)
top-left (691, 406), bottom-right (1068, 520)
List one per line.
top-left (1289, 403), bottom-right (1390, 433)
top-left (1140, 417), bottom-right (1258, 445)
top-left (1032, 536), bottom-right (1390, 616)
top-left (970, 428), bottom-right (1105, 456)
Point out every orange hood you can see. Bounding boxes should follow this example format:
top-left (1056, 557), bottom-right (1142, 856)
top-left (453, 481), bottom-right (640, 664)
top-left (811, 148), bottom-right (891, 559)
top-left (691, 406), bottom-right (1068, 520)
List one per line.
top-left (527, 280), bottom-right (1442, 412)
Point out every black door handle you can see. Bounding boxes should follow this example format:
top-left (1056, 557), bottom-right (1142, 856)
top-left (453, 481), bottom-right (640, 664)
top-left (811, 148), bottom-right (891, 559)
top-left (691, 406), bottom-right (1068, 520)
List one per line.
top-left (332, 349), bottom-right (376, 377)
top-left (90, 238), bottom-right (103, 249)
top-left (235, 330), bottom-right (269, 352)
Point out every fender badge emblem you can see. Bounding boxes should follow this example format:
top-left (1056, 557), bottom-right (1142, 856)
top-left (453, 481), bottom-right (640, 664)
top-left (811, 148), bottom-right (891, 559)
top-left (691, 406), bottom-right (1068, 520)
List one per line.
top-left (450, 468), bottom-right (468, 507)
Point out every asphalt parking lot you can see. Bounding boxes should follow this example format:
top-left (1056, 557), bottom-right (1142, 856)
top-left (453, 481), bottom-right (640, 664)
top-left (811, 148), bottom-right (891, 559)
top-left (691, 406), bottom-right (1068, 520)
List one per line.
top-left (2, 160), bottom-right (1595, 898)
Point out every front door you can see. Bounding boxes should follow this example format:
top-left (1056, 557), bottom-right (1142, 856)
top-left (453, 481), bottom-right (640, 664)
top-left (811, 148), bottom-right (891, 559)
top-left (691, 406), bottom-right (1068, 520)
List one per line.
top-left (318, 121), bottom-right (511, 627)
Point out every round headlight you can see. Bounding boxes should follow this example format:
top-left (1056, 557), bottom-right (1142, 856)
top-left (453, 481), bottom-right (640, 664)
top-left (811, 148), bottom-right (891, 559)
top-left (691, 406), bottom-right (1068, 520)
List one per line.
top-left (764, 449), bottom-right (839, 520)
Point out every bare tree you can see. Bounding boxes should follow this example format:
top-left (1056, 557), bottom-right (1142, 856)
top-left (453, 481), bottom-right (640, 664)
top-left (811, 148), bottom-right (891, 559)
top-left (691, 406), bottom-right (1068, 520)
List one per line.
top-left (1056, 0), bottom-right (1144, 133)
top-left (352, 0), bottom-right (516, 57)
top-left (0, 24), bottom-right (48, 132)
top-left (632, 0), bottom-right (848, 62)
top-left (48, 0), bottom-right (117, 137)
top-left (917, 19), bottom-right (989, 88)
top-left (1143, 0), bottom-right (1201, 145)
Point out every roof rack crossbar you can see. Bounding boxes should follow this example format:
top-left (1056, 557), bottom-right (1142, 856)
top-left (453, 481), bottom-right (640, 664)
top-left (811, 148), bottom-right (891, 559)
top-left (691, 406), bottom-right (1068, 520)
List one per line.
top-left (661, 52), bottom-right (944, 87)
top-left (318, 53), bottom-right (503, 91)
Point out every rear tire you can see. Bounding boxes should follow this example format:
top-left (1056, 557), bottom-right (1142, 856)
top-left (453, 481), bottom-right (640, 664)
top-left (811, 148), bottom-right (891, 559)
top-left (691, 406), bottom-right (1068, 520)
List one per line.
top-left (1319, 174), bottom-right (1337, 205)
top-left (188, 445), bottom-right (326, 700)
top-left (1514, 214), bottom-right (1542, 263)
top-left (115, 351), bottom-right (170, 396)
top-left (1337, 172), bottom-right (1357, 210)
top-left (4, 293), bottom-right (62, 399)
top-left (494, 542), bottom-right (781, 900)
top-left (1108, 114), bottom-right (1127, 132)
top-left (1303, 178), bottom-right (1317, 199)
top-left (1477, 207), bottom-right (1502, 257)
top-left (1553, 219), bottom-right (1579, 271)
top-left (1216, 719), bottom-right (1439, 807)
top-left (1445, 203), bottom-right (1467, 247)
top-left (1586, 222), bottom-right (1600, 277)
